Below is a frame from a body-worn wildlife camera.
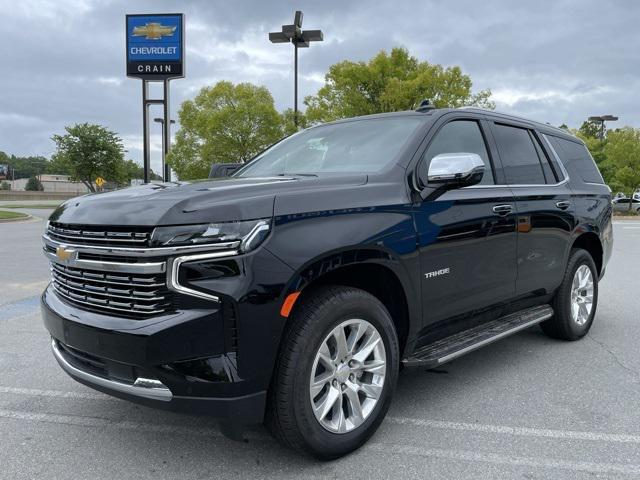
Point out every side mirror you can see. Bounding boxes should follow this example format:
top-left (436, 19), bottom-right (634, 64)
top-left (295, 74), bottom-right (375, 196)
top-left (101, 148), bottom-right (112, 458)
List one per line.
top-left (426, 152), bottom-right (484, 187)
top-left (419, 153), bottom-right (485, 200)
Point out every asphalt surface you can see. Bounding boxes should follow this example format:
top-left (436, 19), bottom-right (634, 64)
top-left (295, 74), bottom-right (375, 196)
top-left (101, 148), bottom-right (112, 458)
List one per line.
top-left (1, 210), bottom-right (639, 479)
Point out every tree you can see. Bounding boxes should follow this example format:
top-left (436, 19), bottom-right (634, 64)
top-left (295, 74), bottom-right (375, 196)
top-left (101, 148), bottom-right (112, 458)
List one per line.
top-left (304, 47), bottom-right (494, 123)
top-left (25, 176), bottom-right (44, 191)
top-left (51, 123), bottom-right (126, 192)
top-left (281, 108), bottom-right (309, 137)
top-left (3, 154), bottom-right (50, 179)
top-left (604, 127), bottom-right (640, 210)
top-left (168, 81), bottom-right (284, 180)
top-left (122, 159), bottom-right (163, 183)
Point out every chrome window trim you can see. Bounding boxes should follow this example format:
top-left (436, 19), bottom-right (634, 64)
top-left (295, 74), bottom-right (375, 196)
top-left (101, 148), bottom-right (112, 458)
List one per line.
top-left (168, 250), bottom-right (238, 302)
top-left (43, 234), bottom-right (241, 257)
top-left (51, 339), bottom-right (173, 401)
top-left (540, 133), bottom-right (571, 182)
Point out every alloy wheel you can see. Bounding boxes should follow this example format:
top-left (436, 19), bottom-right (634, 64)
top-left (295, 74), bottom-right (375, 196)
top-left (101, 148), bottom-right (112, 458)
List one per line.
top-left (309, 319), bottom-right (386, 434)
top-left (570, 264), bottom-right (594, 326)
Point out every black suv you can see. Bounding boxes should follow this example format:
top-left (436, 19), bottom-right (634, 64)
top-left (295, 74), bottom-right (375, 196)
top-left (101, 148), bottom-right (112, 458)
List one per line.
top-left (41, 107), bottom-right (612, 459)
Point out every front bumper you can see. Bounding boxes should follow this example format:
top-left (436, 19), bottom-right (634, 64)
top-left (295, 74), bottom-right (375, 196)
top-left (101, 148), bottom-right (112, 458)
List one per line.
top-left (41, 286), bottom-right (267, 423)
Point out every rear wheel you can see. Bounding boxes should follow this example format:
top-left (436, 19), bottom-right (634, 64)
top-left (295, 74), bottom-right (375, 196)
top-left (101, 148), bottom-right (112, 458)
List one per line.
top-left (266, 286), bottom-right (399, 459)
top-left (541, 248), bottom-right (598, 340)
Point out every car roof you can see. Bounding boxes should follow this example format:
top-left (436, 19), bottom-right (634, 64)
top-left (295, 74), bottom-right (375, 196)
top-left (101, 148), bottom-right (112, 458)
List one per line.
top-left (318, 107), bottom-right (582, 144)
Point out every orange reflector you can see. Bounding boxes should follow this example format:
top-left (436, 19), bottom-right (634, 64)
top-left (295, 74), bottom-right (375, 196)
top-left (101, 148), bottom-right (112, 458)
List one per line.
top-left (280, 291), bottom-right (301, 318)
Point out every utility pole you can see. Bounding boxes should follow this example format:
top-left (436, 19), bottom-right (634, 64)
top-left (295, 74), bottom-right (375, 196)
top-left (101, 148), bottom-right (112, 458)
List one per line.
top-left (269, 11), bottom-right (324, 126)
top-left (588, 115), bottom-right (619, 140)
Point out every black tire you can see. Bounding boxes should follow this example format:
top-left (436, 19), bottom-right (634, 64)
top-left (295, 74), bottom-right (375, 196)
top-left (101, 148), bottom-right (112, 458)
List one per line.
top-left (265, 285), bottom-right (399, 460)
top-left (541, 248), bottom-right (598, 340)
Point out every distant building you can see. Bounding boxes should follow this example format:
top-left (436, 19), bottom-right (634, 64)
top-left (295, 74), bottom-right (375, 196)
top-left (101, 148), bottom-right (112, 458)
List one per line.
top-left (11, 174), bottom-right (89, 194)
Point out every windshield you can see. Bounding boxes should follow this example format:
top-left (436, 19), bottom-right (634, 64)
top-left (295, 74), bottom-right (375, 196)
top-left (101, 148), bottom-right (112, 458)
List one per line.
top-left (235, 116), bottom-right (424, 177)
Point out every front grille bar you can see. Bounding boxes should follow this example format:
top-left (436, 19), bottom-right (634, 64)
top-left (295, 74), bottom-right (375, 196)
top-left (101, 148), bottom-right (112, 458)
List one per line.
top-left (43, 247), bottom-right (165, 275)
top-left (52, 284), bottom-right (168, 316)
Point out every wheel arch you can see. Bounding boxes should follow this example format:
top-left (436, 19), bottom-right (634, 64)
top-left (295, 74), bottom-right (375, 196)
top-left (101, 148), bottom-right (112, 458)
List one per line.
top-left (571, 231), bottom-right (603, 275)
top-left (280, 248), bottom-right (419, 358)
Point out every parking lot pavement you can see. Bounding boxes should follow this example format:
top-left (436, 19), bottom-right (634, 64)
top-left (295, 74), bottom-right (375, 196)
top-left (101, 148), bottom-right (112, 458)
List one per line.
top-left (1, 219), bottom-right (639, 479)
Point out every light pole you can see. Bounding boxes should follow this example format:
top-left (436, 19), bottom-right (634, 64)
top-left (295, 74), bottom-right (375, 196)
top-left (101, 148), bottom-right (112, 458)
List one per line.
top-left (154, 117), bottom-right (175, 181)
top-left (269, 10), bottom-right (323, 126)
top-left (588, 115), bottom-right (618, 140)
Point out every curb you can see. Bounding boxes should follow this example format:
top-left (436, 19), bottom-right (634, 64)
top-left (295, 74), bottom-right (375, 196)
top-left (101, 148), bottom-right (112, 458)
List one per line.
top-left (0, 214), bottom-right (33, 224)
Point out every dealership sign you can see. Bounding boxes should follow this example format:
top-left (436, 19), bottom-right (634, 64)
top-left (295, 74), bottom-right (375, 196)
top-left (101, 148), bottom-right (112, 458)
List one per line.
top-left (126, 14), bottom-right (184, 79)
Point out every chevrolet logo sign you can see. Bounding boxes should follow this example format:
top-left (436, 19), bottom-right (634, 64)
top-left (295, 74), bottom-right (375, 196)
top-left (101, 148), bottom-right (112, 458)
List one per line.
top-left (56, 246), bottom-right (76, 263)
top-left (132, 22), bottom-right (177, 40)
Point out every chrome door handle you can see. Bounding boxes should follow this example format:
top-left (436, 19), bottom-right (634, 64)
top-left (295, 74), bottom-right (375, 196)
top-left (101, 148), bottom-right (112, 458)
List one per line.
top-left (555, 200), bottom-right (571, 210)
top-left (492, 204), bottom-right (513, 215)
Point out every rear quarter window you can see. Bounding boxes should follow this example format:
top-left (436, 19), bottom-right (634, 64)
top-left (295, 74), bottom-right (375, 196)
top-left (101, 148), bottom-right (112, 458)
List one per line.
top-left (547, 135), bottom-right (604, 184)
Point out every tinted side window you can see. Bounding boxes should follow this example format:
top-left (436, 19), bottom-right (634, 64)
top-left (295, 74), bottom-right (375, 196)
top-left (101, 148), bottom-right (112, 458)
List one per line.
top-left (531, 133), bottom-right (557, 183)
top-left (547, 136), bottom-right (604, 184)
top-left (493, 123), bottom-right (545, 185)
top-left (420, 120), bottom-right (494, 185)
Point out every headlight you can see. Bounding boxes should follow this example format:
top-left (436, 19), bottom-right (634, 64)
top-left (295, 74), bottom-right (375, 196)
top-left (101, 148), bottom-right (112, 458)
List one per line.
top-left (150, 218), bottom-right (271, 252)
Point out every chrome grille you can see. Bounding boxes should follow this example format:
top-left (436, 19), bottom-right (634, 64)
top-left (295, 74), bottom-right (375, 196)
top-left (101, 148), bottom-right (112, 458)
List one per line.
top-left (50, 262), bottom-right (172, 317)
top-left (48, 222), bottom-right (153, 248)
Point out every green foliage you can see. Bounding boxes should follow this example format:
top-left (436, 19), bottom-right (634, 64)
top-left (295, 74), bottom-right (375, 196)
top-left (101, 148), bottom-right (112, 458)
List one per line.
top-left (604, 127), bottom-right (640, 209)
top-left (25, 176), bottom-right (44, 191)
top-left (0, 181), bottom-right (11, 190)
top-left (578, 120), bottom-right (602, 139)
top-left (1, 152), bottom-right (51, 179)
top-left (122, 159), bottom-right (163, 183)
top-left (168, 81), bottom-right (284, 180)
top-left (304, 47), bottom-right (494, 123)
top-left (51, 123), bottom-right (126, 192)
top-left (0, 210), bottom-right (28, 220)
top-left (281, 108), bottom-right (309, 137)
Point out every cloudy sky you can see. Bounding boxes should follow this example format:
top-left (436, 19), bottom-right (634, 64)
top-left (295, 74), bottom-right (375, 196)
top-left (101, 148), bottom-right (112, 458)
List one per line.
top-left (0, 0), bottom-right (637, 172)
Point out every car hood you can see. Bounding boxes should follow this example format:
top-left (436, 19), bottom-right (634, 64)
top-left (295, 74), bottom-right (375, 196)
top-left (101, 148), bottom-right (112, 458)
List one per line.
top-left (48, 175), bottom-right (368, 226)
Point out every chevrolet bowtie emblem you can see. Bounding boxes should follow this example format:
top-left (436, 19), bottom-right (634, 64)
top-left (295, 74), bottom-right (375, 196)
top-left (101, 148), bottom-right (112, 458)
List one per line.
top-left (56, 246), bottom-right (76, 263)
top-left (132, 22), bottom-right (177, 40)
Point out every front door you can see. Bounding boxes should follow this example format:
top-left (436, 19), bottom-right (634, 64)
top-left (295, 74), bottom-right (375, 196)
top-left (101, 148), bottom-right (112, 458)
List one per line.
top-left (413, 117), bottom-right (517, 327)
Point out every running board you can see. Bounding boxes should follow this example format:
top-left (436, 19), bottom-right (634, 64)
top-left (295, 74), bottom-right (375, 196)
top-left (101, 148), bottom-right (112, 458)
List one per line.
top-left (403, 305), bottom-right (553, 368)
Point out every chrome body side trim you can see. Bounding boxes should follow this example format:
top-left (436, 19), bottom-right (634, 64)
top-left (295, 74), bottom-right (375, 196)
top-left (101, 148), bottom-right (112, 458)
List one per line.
top-left (51, 339), bottom-right (173, 401)
top-left (168, 250), bottom-right (238, 302)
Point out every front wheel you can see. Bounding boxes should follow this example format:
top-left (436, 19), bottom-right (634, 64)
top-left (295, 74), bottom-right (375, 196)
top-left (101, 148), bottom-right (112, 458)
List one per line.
top-left (541, 248), bottom-right (599, 340)
top-left (266, 286), bottom-right (399, 459)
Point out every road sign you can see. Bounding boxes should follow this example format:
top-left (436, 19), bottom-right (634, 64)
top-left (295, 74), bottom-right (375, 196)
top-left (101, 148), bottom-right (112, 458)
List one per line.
top-left (126, 13), bottom-right (184, 79)
top-left (95, 177), bottom-right (105, 188)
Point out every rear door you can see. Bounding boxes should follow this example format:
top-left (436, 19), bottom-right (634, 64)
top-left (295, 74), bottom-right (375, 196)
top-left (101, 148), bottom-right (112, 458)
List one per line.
top-left (413, 114), bottom-right (517, 326)
top-left (488, 120), bottom-right (576, 297)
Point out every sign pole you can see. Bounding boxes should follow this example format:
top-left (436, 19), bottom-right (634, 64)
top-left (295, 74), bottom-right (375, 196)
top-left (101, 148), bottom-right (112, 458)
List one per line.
top-left (126, 13), bottom-right (184, 184)
top-left (142, 80), bottom-right (150, 184)
top-left (162, 79), bottom-right (171, 182)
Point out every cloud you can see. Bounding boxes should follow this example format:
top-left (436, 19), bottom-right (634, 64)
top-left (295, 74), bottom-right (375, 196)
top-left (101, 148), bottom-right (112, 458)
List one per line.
top-left (0, 0), bottom-right (637, 164)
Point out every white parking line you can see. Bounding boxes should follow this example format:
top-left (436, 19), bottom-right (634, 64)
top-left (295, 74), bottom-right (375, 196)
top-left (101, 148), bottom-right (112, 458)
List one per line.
top-left (386, 416), bottom-right (640, 444)
top-left (0, 408), bottom-right (225, 438)
top-left (0, 385), bottom-right (107, 400)
top-left (1, 407), bottom-right (639, 475)
top-left (368, 443), bottom-right (640, 476)
top-left (3, 385), bottom-right (640, 446)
